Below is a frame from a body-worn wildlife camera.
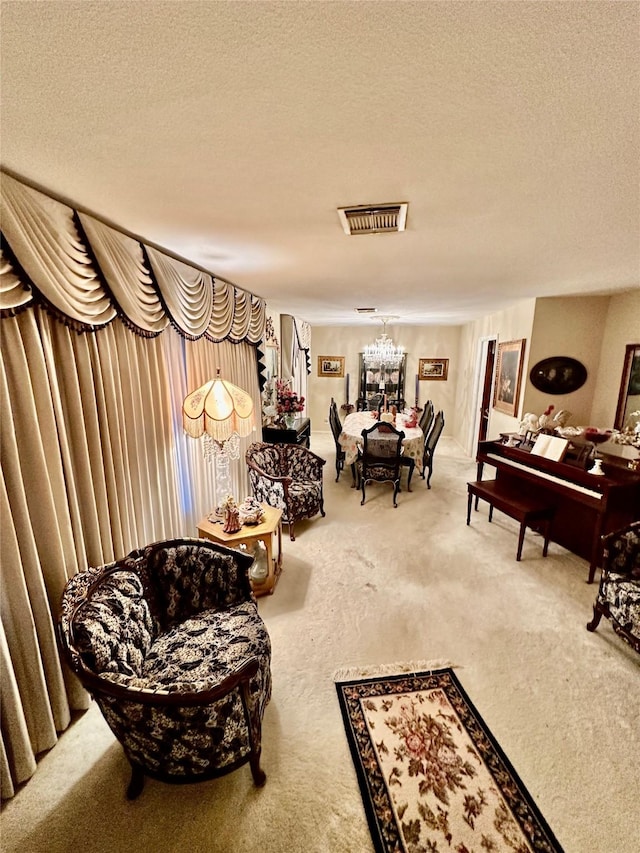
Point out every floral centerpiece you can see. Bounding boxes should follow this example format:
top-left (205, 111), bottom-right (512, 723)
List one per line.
top-left (275, 379), bottom-right (305, 427)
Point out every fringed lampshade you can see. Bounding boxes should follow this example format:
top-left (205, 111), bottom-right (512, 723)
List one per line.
top-left (182, 370), bottom-right (255, 510)
top-left (182, 369), bottom-right (255, 447)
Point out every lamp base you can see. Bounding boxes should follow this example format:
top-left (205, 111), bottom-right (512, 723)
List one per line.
top-left (204, 444), bottom-right (235, 510)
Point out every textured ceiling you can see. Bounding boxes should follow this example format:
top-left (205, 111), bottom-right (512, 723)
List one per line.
top-left (1, 1), bottom-right (638, 326)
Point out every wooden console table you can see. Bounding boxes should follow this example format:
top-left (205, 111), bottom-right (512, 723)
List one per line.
top-left (197, 504), bottom-right (283, 596)
top-left (262, 417), bottom-right (311, 447)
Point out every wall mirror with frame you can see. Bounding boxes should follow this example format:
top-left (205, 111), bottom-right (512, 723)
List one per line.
top-left (614, 343), bottom-right (640, 430)
top-left (264, 344), bottom-right (279, 382)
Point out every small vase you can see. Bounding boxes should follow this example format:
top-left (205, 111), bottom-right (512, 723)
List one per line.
top-left (284, 414), bottom-right (296, 429)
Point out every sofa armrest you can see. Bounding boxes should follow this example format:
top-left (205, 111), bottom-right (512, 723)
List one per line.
top-left (76, 656), bottom-right (261, 706)
top-left (286, 447), bottom-right (327, 481)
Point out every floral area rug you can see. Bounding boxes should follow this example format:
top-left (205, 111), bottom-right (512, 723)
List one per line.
top-left (335, 666), bottom-right (563, 853)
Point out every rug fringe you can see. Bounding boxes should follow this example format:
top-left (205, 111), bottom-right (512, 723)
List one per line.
top-left (333, 659), bottom-right (456, 682)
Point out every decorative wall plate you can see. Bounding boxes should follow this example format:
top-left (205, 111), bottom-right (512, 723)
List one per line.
top-left (529, 356), bottom-right (587, 395)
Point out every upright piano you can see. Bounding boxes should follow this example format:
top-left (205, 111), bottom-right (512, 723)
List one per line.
top-left (477, 439), bottom-right (640, 582)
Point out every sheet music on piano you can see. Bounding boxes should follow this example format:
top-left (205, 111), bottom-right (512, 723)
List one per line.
top-left (530, 434), bottom-right (569, 462)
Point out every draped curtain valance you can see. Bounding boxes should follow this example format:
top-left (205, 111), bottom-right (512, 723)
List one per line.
top-left (0, 172), bottom-right (266, 343)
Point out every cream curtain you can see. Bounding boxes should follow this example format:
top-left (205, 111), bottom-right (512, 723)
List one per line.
top-left (0, 308), bottom-right (261, 797)
top-left (0, 172), bottom-right (266, 798)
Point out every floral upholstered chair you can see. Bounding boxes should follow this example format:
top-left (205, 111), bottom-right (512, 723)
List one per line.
top-left (246, 441), bottom-right (326, 540)
top-left (586, 521), bottom-right (640, 653)
top-left (58, 538), bottom-right (272, 798)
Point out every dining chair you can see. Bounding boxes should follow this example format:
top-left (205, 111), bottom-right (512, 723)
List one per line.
top-left (419, 399), bottom-right (434, 436)
top-left (420, 410), bottom-right (445, 488)
top-left (329, 399), bottom-right (346, 481)
top-left (358, 421), bottom-right (406, 507)
top-left (362, 393), bottom-right (383, 412)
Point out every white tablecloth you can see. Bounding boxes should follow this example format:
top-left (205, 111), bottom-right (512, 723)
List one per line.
top-left (338, 411), bottom-right (424, 469)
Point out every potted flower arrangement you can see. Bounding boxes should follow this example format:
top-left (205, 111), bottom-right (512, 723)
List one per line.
top-left (275, 379), bottom-right (305, 428)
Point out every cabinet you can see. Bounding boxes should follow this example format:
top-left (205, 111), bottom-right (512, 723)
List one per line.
top-left (357, 354), bottom-right (406, 410)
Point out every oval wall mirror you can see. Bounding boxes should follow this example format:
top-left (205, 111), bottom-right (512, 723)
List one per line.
top-left (529, 356), bottom-right (587, 395)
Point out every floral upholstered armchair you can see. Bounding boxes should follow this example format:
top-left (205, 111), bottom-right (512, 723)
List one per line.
top-left (586, 521), bottom-right (640, 653)
top-left (246, 442), bottom-right (326, 540)
top-left (58, 538), bottom-right (272, 799)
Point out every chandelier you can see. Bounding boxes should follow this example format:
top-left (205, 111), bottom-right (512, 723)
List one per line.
top-left (363, 318), bottom-right (404, 370)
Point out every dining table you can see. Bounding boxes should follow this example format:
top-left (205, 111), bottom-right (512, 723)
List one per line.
top-left (338, 410), bottom-right (424, 473)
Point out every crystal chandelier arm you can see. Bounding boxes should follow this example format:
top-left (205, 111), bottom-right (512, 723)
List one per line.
top-left (362, 319), bottom-right (404, 369)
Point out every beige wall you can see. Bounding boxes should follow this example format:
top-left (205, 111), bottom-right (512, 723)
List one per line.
top-left (455, 299), bottom-right (536, 453)
top-left (452, 292), bottom-right (638, 450)
top-left (522, 296), bottom-right (610, 427)
top-left (307, 323), bottom-right (461, 433)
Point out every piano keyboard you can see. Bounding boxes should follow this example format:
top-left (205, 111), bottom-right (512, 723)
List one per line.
top-left (486, 453), bottom-right (603, 500)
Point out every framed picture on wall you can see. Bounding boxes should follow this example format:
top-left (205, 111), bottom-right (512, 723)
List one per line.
top-left (529, 356), bottom-right (587, 395)
top-left (318, 356), bottom-right (345, 378)
top-left (493, 339), bottom-right (525, 416)
top-left (418, 358), bottom-right (449, 380)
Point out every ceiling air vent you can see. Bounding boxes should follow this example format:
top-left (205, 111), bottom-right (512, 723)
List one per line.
top-left (337, 203), bottom-right (408, 236)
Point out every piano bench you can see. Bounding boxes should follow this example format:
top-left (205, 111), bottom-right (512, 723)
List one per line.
top-left (466, 479), bottom-right (554, 561)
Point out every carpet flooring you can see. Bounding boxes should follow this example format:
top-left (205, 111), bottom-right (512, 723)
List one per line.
top-left (1, 433), bottom-right (638, 853)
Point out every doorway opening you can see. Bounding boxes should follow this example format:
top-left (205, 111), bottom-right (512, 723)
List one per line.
top-left (468, 336), bottom-right (497, 456)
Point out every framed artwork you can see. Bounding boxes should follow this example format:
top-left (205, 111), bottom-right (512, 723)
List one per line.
top-left (418, 358), bottom-right (449, 381)
top-left (493, 339), bottom-right (525, 416)
top-left (318, 356), bottom-right (345, 378)
top-left (529, 356), bottom-right (587, 395)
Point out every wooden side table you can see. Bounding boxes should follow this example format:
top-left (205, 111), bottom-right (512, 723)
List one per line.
top-left (197, 504), bottom-right (283, 596)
